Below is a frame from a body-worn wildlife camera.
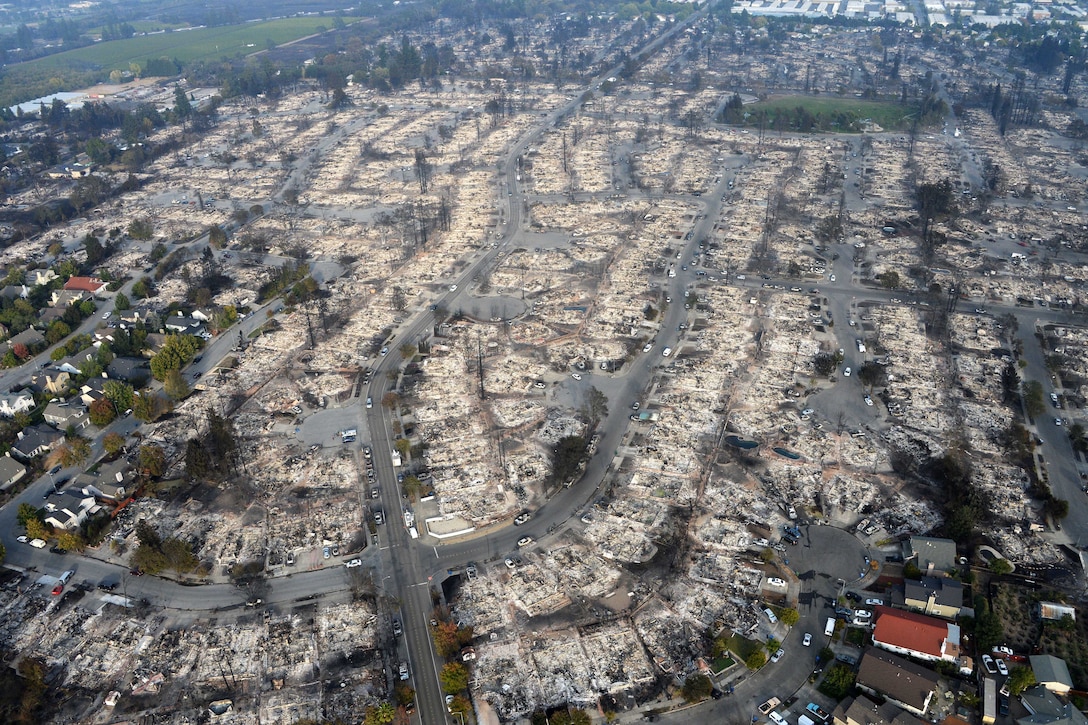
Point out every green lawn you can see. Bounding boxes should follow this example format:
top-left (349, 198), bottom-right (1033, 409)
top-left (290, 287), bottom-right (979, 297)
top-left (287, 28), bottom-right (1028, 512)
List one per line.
top-left (724, 634), bottom-right (763, 661)
top-left (743, 95), bottom-right (917, 133)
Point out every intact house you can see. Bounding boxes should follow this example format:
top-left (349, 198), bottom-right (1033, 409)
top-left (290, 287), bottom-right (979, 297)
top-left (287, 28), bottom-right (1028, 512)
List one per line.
top-left (871, 608), bottom-right (961, 664)
top-left (31, 269), bottom-right (59, 287)
top-left (43, 401), bottom-right (90, 431)
top-left (63, 275), bottom-right (108, 297)
top-left (43, 489), bottom-right (97, 530)
top-left (55, 349), bottom-right (99, 377)
top-left (0, 390), bottom-right (35, 417)
top-left (164, 314), bottom-right (209, 338)
top-left (902, 535), bottom-right (958, 576)
top-left (832, 694), bottom-right (925, 725)
top-left (28, 369), bottom-right (71, 396)
top-left (1029, 655), bottom-right (1074, 696)
top-left (1018, 684), bottom-right (1088, 725)
top-left (855, 649), bottom-right (940, 718)
top-left (48, 289), bottom-right (89, 308)
top-left (0, 454), bottom-right (27, 490)
top-left (903, 576), bottom-right (963, 619)
top-left (6, 327), bottom-right (46, 352)
top-left (107, 357), bottom-right (150, 386)
top-left (10, 424), bottom-right (64, 461)
top-left (77, 459), bottom-right (131, 503)
top-left (77, 377), bottom-right (108, 407)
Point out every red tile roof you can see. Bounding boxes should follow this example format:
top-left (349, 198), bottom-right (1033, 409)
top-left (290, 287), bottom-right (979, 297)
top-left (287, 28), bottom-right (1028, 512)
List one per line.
top-left (872, 607), bottom-right (951, 658)
top-left (63, 276), bottom-right (107, 293)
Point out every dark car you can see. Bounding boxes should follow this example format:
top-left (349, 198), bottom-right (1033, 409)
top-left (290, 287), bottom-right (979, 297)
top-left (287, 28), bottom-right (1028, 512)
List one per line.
top-left (97, 582), bottom-right (117, 592)
top-left (129, 568), bottom-right (144, 576)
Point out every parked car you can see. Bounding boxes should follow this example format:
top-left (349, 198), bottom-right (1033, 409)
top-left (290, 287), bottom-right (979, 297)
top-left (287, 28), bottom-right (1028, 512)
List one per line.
top-left (345, 559), bottom-right (362, 568)
top-left (802, 633), bottom-right (812, 647)
top-left (767, 577), bottom-right (786, 587)
top-left (763, 607), bottom-right (778, 624)
top-left (770, 648), bottom-right (785, 663)
top-left (322, 546), bottom-right (330, 559)
top-left (392, 619), bottom-right (402, 637)
top-left (996, 658), bottom-right (1009, 676)
top-left (517, 536), bottom-right (533, 547)
top-left (982, 654), bottom-right (998, 674)
top-left (514, 512), bottom-right (532, 526)
top-left (865, 598), bottom-right (883, 606)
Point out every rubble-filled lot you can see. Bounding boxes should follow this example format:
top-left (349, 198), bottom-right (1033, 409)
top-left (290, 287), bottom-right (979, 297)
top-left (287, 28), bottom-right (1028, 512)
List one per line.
top-left (5, 8), bottom-right (1088, 722)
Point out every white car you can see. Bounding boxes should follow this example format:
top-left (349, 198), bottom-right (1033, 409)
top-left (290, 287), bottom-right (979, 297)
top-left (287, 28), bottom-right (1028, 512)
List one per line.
top-left (514, 512), bottom-right (532, 526)
top-left (571, 373), bottom-right (582, 381)
top-left (517, 536), bottom-right (533, 547)
top-left (446, 695), bottom-right (455, 712)
top-left (504, 557), bottom-right (516, 569)
top-left (344, 558), bottom-right (362, 568)
top-left (996, 658), bottom-right (1009, 676)
top-left (449, 284), bottom-right (457, 292)
top-left (864, 394), bottom-right (873, 407)
top-left (374, 511), bottom-right (384, 525)
top-left (366, 396), bottom-right (373, 409)
top-left (642, 343), bottom-right (654, 353)
top-left (843, 367), bottom-right (851, 377)
top-left (982, 654), bottom-right (998, 674)
top-left (865, 598), bottom-right (883, 606)
top-left (829, 274), bottom-right (836, 282)
top-left (802, 633), bottom-right (812, 647)
top-left (102, 310), bottom-right (111, 319)
top-left (767, 577), bottom-right (786, 587)
top-left (993, 646), bottom-right (1014, 657)
top-left (770, 648), bottom-right (785, 663)
top-left (763, 607), bottom-right (778, 624)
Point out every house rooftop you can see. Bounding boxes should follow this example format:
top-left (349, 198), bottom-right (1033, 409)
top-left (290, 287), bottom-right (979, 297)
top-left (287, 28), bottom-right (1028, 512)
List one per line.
top-left (857, 648), bottom-right (939, 713)
top-left (872, 607), bottom-right (959, 659)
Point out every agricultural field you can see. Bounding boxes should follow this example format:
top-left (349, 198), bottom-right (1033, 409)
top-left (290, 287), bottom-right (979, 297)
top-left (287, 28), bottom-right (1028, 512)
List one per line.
top-left (0, 16), bottom-right (360, 107)
top-left (992, 583), bottom-right (1088, 688)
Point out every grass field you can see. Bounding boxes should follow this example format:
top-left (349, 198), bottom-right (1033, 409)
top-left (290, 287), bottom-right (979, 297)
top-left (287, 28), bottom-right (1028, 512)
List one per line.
top-left (0, 16), bottom-right (358, 107)
top-left (745, 95), bottom-right (917, 133)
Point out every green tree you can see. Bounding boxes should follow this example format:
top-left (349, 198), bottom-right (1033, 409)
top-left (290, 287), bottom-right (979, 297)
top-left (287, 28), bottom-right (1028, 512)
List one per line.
top-left (138, 444), bottom-right (167, 477)
top-left (127, 218), bottom-right (154, 240)
top-left (989, 558), bottom-right (1013, 575)
top-left (132, 277), bottom-right (153, 299)
top-left (88, 397), bottom-right (117, 426)
top-left (50, 436), bottom-right (91, 468)
top-left (680, 673), bottom-right (713, 702)
top-left (149, 334), bottom-right (201, 380)
top-left (857, 361), bottom-right (887, 392)
top-left (102, 431), bottom-right (126, 455)
top-left (114, 293), bottom-right (131, 311)
top-left (1006, 665), bottom-right (1036, 695)
top-left (745, 650), bottom-right (767, 669)
top-left (163, 369), bottom-right (191, 399)
top-left (103, 380), bottom-right (135, 412)
top-left (394, 683), bottom-right (415, 706)
top-left (17, 503), bottom-right (41, 528)
top-left (363, 703), bottom-right (396, 725)
top-left (25, 518), bottom-right (50, 541)
top-left (133, 391), bottom-right (172, 422)
top-left (439, 662), bottom-right (469, 693)
top-left (881, 270), bottom-right (900, 289)
top-left (819, 663), bottom-right (856, 698)
top-left (777, 607), bottom-right (800, 626)
top-left (1022, 380), bottom-right (1046, 419)
top-left (56, 530), bottom-right (84, 552)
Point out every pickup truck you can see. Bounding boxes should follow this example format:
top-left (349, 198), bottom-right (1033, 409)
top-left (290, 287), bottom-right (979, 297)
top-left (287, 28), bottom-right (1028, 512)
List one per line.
top-left (758, 697), bottom-right (782, 715)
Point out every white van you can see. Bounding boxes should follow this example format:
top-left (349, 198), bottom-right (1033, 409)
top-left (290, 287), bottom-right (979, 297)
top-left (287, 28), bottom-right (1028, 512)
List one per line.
top-left (58, 570), bottom-right (74, 584)
top-left (661, 347), bottom-right (672, 358)
top-left (769, 712), bottom-right (789, 725)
